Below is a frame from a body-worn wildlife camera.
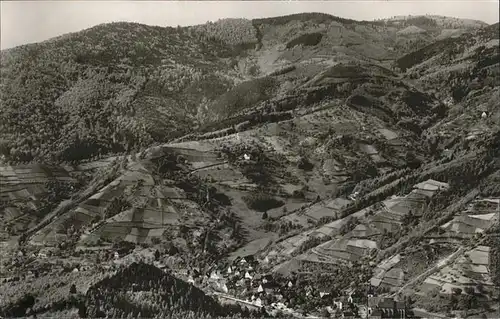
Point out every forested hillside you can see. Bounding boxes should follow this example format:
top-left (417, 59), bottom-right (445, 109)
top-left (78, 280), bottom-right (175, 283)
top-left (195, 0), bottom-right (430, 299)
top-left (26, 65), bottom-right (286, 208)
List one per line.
top-left (0, 12), bottom-right (498, 319)
top-left (0, 22), bottom-right (238, 163)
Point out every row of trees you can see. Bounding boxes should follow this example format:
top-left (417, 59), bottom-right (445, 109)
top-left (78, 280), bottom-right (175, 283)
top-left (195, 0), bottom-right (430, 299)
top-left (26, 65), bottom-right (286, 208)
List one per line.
top-left (486, 225), bottom-right (500, 294)
top-left (262, 220), bottom-right (304, 236)
top-left (415, 285), bottom-right (490, 315)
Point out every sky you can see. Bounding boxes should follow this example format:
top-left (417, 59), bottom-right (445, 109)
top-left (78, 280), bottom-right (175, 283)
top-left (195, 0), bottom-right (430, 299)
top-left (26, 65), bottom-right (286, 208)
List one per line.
top-left (1, 1), bottom-right (499, 50)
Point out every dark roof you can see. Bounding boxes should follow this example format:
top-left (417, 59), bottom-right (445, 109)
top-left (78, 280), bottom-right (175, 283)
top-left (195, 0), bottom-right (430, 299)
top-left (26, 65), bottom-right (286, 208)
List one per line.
top-left (395, 301), bottom-right (406, 309)
top-left (378, 298), bottom-right (395, 309)
top-left (263, 273), bottom-right (273, 280)
top-left (371, 309), bottom-right (383, 316)
top-left (262, 282), bottom-right (277, 289)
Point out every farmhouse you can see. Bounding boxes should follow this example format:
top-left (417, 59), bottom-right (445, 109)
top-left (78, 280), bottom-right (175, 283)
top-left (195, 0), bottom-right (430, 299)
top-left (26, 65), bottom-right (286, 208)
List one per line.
top-left (413, 179), bottom-right (449, 193)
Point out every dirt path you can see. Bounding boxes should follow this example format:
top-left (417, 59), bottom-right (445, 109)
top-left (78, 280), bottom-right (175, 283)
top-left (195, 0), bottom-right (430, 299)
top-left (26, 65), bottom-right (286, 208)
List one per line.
top-left (188, 161), bottom-right (229, 174)
top-left (213, 292), bottom-right (263, 310)
top-left (412, 307), bottom-right (447, 318)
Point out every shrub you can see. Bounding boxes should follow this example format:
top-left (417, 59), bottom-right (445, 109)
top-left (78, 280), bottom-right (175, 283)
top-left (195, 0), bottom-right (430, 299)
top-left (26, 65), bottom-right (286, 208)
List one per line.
top-left (243, 192), bottom-right (284, 212)
top-left (297, 156), bottom-right (314, 171)
top-left (292, 189), bottom-right (306, 199)
top-left (452, 287), bottom-right (462, 295)
top-left (286, 32), bottom-right (324, 49)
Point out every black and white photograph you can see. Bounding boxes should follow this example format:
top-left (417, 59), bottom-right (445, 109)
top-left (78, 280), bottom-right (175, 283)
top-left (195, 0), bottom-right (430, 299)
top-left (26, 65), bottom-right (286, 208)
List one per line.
top-left (0, 0), bottom-right (499, 318)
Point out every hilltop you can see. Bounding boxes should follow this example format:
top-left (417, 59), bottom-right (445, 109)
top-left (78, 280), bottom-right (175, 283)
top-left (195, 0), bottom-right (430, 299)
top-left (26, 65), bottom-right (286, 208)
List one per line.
top-left (383, 15), bottom-right (488, 29)
top-left (0, 13), bottom-right (489, 164)
top-left (0, 12), bottom-right (498, 319)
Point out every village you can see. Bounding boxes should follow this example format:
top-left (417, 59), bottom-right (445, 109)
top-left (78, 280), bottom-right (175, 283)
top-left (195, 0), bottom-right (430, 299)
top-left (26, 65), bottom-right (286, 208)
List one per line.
top-left (157, 252), bottom-right (415, 319)
top-left (1, 237), bottom-right (416, 319)
top-left (1, 177), bottom-right (498, 318)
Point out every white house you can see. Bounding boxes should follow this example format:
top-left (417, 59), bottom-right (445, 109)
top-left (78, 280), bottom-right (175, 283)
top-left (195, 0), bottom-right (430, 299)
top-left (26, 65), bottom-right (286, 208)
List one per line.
top-left (221, 283), bottom-right (228, 293)
top-left (210, 271), bottom-right (221, 280)
top-left (334, 301), bottom-right (343, 310)
top-left (255, 298), bottom-right (263, 307)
